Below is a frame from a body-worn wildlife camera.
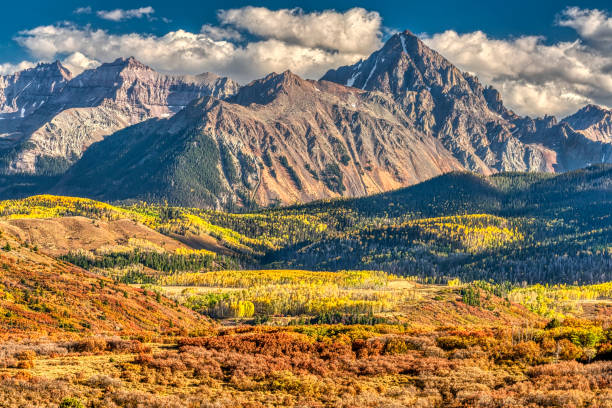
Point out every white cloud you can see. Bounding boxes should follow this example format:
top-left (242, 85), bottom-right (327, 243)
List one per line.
top-left (74, 6), bottom-right (92, 15)
top-left (217, 7), bottom-right (382, 54)
top-left (0, 61), bottom-right (36, 75)
top-left (199, 24), bottom-right (242, 41)
top-left (423, 18), bottom-right (612, 117)
top-left (557, 7), bottom-right (612, 52)
top-left (14, 7), bottom-right (382, 84)
top-left (97, 6), bottom-right (155, 22)
top-left (62, 52), bottom-right (100, 73)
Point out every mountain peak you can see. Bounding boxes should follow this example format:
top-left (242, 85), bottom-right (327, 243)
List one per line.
top-left (70, 56), bottom-right (155, 89)
top-left (260, 70), bottom-right (303, 84)
top-left (0, 59), bottom-right (74, 119)
top-left (33, 60), bottom-right (72, 77)
top-left (321, 27), bottom-right (455, 93)
top-left (384, 30), bottom-right (420, 54)
top-left (12, 60), bottom-right (74, 81)
top-left (563, 103), bottom-right (612, 143)
top-left (564, 104), bottom-right (611, 125)
top-left (230, 70), bottom-right (311, 106)
top-left (108, 56), bottom-right (152, 71)
top-left (574, 104), bottom-right (609, 116)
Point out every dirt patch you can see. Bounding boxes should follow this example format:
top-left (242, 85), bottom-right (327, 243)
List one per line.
top-left (1, 216), bottom-right (189, 256)
top-left (168, 232), bottom-right (235, 256)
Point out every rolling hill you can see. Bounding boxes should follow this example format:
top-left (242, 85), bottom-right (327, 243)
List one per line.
top-left (2, 165), bottom-right (610, 285)
top-left (0, 225), bottom-right (206, 340)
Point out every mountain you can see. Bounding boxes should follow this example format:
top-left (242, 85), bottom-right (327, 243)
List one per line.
top-left (3, 31), bottom-right (612, 208)
top-left (0, 61), bottom-right (72, 118)
top-left (563, 104), bottom-right (612, 144)
top-left (322, 30), bottom-right (612, 173)
top-left (0, 57), bottom-right (239, 175)
top-left (53, 70), bottom-right (462, 208)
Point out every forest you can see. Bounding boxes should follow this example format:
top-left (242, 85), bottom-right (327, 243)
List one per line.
top-left (1, 165), bottom-right (610, 285)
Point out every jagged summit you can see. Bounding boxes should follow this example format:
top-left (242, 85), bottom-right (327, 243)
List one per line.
top-left (563, 104), bottom-right (612, 143)
top-left (32, 60), bottom-right (73, 80)
top-left (563, 104), bottom-right (610, 126)
top-left (229, 70), bottom-right (314, 106)
top-left (108, 56), bottom-right (153, 71)
top-left (321, 30), bottom-right (456, 93)
top-left (0, 58), bottom-right (239, 175)
top-left (0, 60), bottom-right (73, 118)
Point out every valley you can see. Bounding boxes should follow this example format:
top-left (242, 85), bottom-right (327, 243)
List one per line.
top-left (0, 166), bottom-right (609, 406)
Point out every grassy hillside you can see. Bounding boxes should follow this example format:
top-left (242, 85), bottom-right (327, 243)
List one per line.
top-left (1, 165), bottom-right (610, 284)
top-left (0, 227), bottom-right (207, 340)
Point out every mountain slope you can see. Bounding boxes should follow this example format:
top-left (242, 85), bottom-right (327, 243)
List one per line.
top-left (0, 58), bottom-right (239, 175)
top-left (563, 104), bottom-right (612, 144)
top-left (0, 225), bottom-right (205, 339)
top-left (262, 165), bottom-right (612, 283)
top-left (53, 71), bottom-right (462, 208)
top-left (322, 30), bottom-right (612, 173)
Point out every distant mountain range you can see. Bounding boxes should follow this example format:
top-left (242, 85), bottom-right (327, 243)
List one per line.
top-left (0, 57), bottom-right (238, 175)
top-left (0, 30), bottom-right (610, 208)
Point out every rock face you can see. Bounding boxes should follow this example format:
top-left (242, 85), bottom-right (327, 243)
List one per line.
top-left (322, 30), bottom-right (612, 173)
top-left (563, 104), bottom-right (612, 144)
top-left (54, 71), bottom-right (463, 208)
top-left (0, 61), bottom-right (72, 117)
top-left (0, 58), bottom-right (239, 175)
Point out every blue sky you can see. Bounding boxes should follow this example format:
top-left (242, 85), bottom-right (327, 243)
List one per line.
top-left (1, 1), bottom-right (612, 116)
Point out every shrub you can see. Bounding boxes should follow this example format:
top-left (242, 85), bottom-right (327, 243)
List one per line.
top-left (558, 339), bottom-right (583, 360)
top-left (59, 397), bottom-right (84, 408)
top-left (15, 350), bottom-right (35, 369)
top-left (65, 338), bottom-right (108, 353)
top-left (436, 335), bottom-right (469, 350)
top-left (384, 338), bottom-right (410, 355)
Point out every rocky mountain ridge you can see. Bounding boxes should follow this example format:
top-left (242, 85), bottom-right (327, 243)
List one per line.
top-left (0, 57), bottom-right (239, 175)
top-left (53, 70), bottom-right (463, 207)
top-left (563, 104), bottom-right (612, 144)
top-left (1, 30), bottom-right (611, 208)
top-left (0, 61), bottom-right (72, 118)
top-left (322, 30), bottom-right (612, 174)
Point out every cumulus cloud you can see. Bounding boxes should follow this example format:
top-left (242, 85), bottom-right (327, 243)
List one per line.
top-left (13, 7), bottom-right (382, 83)
top-left (8, 5), bottom-right (612, 117)
top-left (217, 7), bottom-right (382, 54)
top-left (557, 7), bottom-right (612, 52)
top-left (97, 6), bottom-right (155, 22)
top-left (0, 54), bottom-right (100, 77)
top-left (0, 61), bottom-right (36, 75)
top-left (199, 24), bottom-right (242, 41)
top-left (62, 51), bottom-right (100, 73)
top-left (423, 8), bottom-right (612, 117)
